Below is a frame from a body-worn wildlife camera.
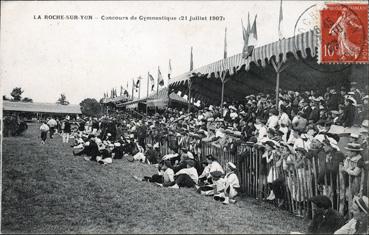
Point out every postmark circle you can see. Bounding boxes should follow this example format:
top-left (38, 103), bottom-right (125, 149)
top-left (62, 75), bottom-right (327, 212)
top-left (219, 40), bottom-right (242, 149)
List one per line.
top-left (293, 3), bottom-right (366, 73)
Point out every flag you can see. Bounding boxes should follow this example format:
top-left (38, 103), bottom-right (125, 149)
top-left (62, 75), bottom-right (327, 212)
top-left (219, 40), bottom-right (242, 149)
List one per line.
top-left (151, 84), bottom-right (155, 91)
top-left (248, 15), bottom-right (258, 54)
top-left (158, 66), bottom-right (164, 86)
top-left (120, 86), bottom-right (123, 96)
top-left (190, 47), bottom-right (194, 71)
top-left (241, 16), bottom-right (249, 59)
top-left (224, 27), bottom-right (227, 59)
top-left (278, 0), bottom-right (284, 39)
top-left (148, 72), bottom-right (154, 83)
top-left (136, 77), bottom-right (141, 88)
top-left (168, 59), bottom-right (172, 80)
top-left (124, 90), bottom-right (129, 96)
top-left (242, 13), bottom-right (257, 59)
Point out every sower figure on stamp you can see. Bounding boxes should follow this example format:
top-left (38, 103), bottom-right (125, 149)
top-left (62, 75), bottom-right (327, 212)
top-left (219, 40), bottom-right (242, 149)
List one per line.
top-left (329, 8), bottom-right (362, 60)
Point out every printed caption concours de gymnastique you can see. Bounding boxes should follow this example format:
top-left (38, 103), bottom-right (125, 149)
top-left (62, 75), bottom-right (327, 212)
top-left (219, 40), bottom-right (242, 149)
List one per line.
top-left (33, 14), bottom-right (226, 22)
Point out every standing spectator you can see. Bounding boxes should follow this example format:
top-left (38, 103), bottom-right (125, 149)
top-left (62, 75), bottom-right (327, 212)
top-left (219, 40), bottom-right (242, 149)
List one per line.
top-left (342, 143), bottom-right (364, 211)
top-left (62, 115), bottom-right (71, 143)
top-left (342, 97), bottom-right (356, 127)
top-left (327, 89), bottom-right (340, 111)
top-left (40, 121), bottom-right (49, 144)
top-left (47, 116), bottom-right (57, 139)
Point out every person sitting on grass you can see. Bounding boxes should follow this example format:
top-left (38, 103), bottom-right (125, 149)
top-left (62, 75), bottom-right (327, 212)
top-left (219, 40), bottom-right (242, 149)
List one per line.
top-left (197, 171), bottom-right (225, 196)
top-left (73, 134), bottom-right (100, 162)
top-left (40, 121), bottom-right (50, 145)
top-left (95, 143), bottom-right (114, 165)
top-left (134, 160), bottom-right (175, 186)
top-left (307, 195), bottom-right (345, 234)
top-left (144, 144), bottom-right (160, 164)
top-left (167, 160), bottom-right (199, 189)
top-left (112, 142), bottom-right (124, 159)
top-left (128, 139), bottom-right (145, 162)
top-left (334, 195), bottom-right (368, 234)
top-left (204, 154), bottom-right (224, 184)
top-left (214, 162), bottom-right (240, 205)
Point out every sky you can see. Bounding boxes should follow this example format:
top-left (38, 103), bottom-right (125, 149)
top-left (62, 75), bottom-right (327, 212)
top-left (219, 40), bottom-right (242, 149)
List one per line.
top-left (1, 0), bottom-right (321, 104)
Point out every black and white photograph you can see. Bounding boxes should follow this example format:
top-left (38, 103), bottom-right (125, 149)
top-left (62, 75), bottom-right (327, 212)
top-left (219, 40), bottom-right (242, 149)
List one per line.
top-left (1, 0), bottom-right (368, 233)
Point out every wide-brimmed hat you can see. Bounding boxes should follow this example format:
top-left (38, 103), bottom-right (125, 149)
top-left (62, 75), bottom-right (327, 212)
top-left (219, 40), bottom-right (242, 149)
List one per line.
top-left (295, 147), bottom-right (307, 155)
top-left (227, 162), bottom-right (237, 171)
top-left (309, 195), bottom-right (332, 209)
top-left (210, 171), bottom-right (223, 178)
top-left (353, 195), bottom-right (368, 214)
top-left (345, 143), bottom-right (363, 152)
top-left (264, 140), bottom-right (276, 149)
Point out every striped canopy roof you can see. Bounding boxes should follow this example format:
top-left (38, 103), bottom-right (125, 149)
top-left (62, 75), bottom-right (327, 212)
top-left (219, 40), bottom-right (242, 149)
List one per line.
top-left (170, 30), bottom-right (318, 86)
top-left (168, 30), bottom-right (368, 105)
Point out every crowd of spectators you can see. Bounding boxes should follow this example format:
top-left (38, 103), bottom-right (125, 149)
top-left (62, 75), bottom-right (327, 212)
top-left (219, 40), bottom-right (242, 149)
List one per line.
top-left (30, 82), bottom-right (369, 233)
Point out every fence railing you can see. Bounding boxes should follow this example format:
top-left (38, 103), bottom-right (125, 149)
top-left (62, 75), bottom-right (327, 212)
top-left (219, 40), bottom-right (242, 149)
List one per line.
top-left (145, 134), bottom-right (363, 219)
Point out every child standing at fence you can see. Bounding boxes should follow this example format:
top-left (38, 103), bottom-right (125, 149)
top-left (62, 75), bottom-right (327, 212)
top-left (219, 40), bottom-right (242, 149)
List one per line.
top-left (40, 121), bottom-right (49, 144)
top-left (342, 143), bottom-right (364, 217)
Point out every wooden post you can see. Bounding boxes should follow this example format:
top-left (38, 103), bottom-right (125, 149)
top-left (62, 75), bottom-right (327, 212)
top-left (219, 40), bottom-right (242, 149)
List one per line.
top-left (220, 74), bottom-right (225, 109)
top-left (271, 58), bottom-right (288, 112)
top-left (187, 78), bottom-right (192, 113)
top-left (276, 71), bottom-right (280, 110)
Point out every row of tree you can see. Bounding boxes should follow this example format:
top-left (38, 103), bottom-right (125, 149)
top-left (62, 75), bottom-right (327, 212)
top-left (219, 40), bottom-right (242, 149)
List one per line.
top-left (3, 87), bottom-right (70, 105)
top-left (3, 87), bottom-right (103, 117)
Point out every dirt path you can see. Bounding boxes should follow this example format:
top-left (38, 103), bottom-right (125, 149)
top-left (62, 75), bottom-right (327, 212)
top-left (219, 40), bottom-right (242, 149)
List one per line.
top-left (2, 123), bottom-right (308, 233)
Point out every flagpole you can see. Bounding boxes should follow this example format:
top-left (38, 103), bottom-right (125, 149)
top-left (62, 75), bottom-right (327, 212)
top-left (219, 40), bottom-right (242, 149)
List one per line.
top-left (221, 27), bottom-right (227, 109)
top-left (157, 67), bottom-right (159, 98)
top-left (138, 78), bottom-right (141, 99)
top-left (146, 73), bottom-right (149, 115)
top-left (131, 79), bottom-right (134, 100)
top-left (188, 47), bottom-right (193, 113)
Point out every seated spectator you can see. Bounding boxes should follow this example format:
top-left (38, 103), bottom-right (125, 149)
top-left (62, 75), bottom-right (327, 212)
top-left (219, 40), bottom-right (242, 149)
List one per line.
top-left (167, 160), bottom-right (199, 189)
top-left (334, 195), bottom-right (368, 234)
top-left (73, 134), bottom-right (100, 162)
top-left (222, 162), bottom-right (240, 204)
top-left (307, 195), bottom-right (345, 234)
top-left (145, 144), bottom-right (160, 164)
top-left (136, 160), bottom-right (175, 186)
top-left (96, 143), bottom-right (114, 165)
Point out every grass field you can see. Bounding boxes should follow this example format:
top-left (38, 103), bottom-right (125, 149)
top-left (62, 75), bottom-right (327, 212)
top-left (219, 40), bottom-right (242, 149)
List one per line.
top-left (2, 123), bottom-right (308, 233)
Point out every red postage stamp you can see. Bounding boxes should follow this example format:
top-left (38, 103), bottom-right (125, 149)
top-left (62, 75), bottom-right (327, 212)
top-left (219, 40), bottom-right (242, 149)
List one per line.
top-left (319, 3), bottom-right (368, 63)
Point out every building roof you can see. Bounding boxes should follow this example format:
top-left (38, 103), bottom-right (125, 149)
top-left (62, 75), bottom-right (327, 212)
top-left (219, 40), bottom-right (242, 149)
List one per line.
top-left (3, 101), bottom-right (82, 114)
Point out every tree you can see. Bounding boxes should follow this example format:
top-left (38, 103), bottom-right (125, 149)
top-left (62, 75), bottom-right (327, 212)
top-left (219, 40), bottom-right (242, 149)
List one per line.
top-left (22, 97), bottom-right (33, 103)
top-left (80, 98), bottom-right (101, 117)
top-left (10, 87), bottom-right (23, 101)
top-left (57, 93), bottom-right (70, 105)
